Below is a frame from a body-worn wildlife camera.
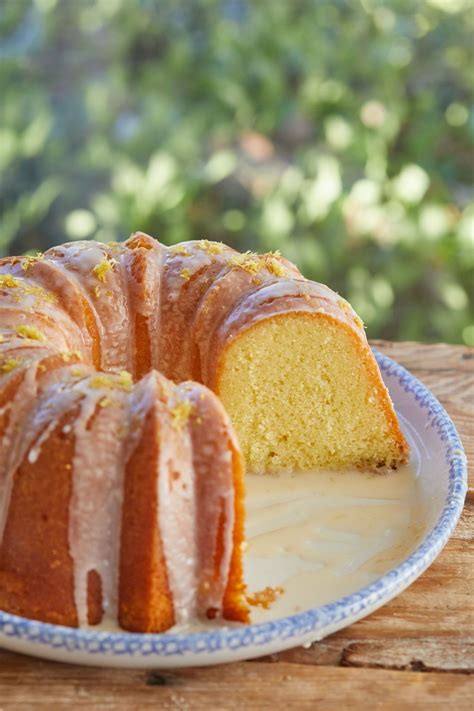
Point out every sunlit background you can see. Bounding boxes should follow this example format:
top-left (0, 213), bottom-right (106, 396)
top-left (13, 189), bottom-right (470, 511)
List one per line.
top-left (1, 0), bottom-right (473, 344)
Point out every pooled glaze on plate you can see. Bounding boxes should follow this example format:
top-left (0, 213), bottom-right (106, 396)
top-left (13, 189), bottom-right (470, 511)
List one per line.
top-left (245, 463), bottom-right (424, 622)
top-left (168, 457), bottom-right (423, 634)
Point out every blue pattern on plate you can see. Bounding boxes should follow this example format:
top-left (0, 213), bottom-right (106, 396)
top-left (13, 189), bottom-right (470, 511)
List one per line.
top-left (0, 352), bottom-right (467, 658)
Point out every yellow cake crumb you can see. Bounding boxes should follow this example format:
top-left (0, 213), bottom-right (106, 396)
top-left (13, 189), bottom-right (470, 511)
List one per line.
top-left (99, 397), bottom-right (112, 408)
top-left (197, 240), bottom-right (225, 255)
top-left (171, 399), bottom-right (194, 430)
top-left (247, 586), bottom-right (284, 609)
top-left (217, 314), bottom-right (406, 472)
top-left (15, 325), bottom-right (45, 341)
top-left (70, 366), bottom-right (84, 377)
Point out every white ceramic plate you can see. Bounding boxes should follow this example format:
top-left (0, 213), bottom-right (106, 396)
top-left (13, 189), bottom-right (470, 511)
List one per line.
top-left (0, 350), bottom-right (467, 668)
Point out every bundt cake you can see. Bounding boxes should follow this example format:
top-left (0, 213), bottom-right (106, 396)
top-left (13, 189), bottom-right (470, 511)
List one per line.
top-left (0, 233), bottom-right (408, 631)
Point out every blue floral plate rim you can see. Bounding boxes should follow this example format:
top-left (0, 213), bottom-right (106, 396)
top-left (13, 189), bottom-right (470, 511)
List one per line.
top-left (0, 350), bottom-right (467, 663)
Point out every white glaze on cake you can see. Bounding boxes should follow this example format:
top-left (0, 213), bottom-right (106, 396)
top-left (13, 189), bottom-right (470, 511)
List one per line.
top-left (68, 388), bottom-right (128, 626)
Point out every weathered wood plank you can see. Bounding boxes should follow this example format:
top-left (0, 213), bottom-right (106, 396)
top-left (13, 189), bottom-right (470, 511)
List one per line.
top-left (371, 341), bottom-right (474, 375)
top-left (0, 657), bottom-right (471, 710)
top-left (340, 638), bottom-right (474, 673)
top-left (259, 638), bottom-right (474, 673)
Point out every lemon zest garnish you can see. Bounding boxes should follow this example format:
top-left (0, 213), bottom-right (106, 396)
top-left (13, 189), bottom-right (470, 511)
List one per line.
top-left (60, 350), bottom-right (83, 363)
top-left (0, 275), bottom-right (21, 289)
top-left (88, 370), bottom-right (132, 392)
top-left (21, 253), bottom-right (43, 272)
top-left (227, 252), bottom-right (262, 274)
top-left (2, 278), bottom-right (57, 306)
top-left (354, 315), bottom-right (364, 329)
top-left (0, 357), bottom-right (22, 373)
top-left (70, 366), bottom-right (84, 378)
top-left (264, 256), bottom-right (286, 277)
top-left (15, 325), bottom-right (45, 341)
top-left (99, 397), bottom-right (112, 408)
top-left (197, 240), bottom-right (226, 255)
top-left (92, 258), bottom-right (115, 283)
top-left (169, 245), bottom-right (191, 257)
top-left (180, 268), bottom-right (193, 281)
top-left (117, 370), bottom-right (133, 389)
top-left (171, 399), bottom-right (194, 430)
top-left (24, 284), bottom-right (57, 304)
top-left (88, 375), bottom-right (113, 389)
top-left (338, 298), bottom-right (351, 313)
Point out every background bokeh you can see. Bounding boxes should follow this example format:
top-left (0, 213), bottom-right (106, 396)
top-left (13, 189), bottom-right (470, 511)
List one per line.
top-left (1, 0), bottom-right (473, 344)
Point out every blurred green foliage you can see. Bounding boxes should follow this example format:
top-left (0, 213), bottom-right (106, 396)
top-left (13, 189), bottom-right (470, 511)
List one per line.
top-left (1, 0), bottom-right (473, 343)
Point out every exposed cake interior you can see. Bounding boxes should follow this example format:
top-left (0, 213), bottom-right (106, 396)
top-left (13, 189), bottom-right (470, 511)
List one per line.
top-left (217, 313), bottom-right (407, 473)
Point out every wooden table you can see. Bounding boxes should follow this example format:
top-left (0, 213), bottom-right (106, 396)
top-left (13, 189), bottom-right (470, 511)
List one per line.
top-left (0, 341), bottom-right (472, 710)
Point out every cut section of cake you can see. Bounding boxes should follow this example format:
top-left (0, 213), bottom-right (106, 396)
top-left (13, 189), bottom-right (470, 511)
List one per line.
top-left (212, 280), bottom-right (408, 473)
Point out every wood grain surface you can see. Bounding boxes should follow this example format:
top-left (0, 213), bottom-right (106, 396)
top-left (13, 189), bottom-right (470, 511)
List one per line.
top-left (0, 341), bottom-right (472, 710)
